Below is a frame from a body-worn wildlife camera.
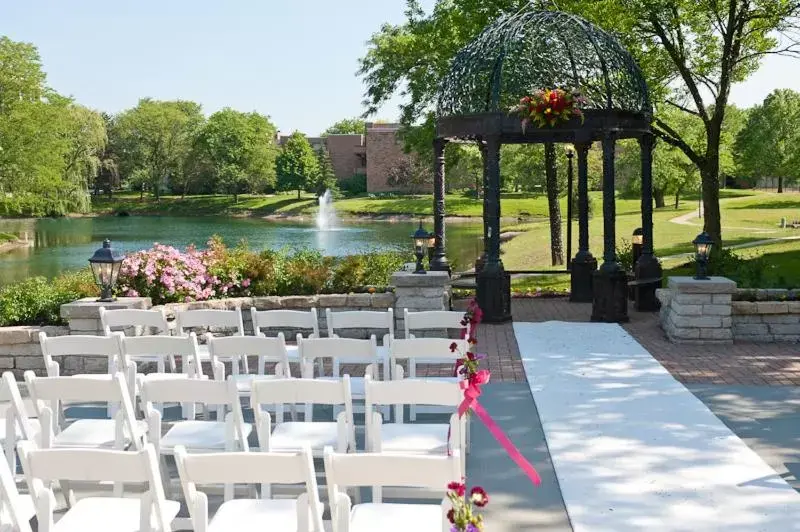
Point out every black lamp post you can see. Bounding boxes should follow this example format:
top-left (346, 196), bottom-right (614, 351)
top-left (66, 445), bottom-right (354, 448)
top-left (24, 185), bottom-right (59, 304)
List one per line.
top-left (411, 221), bottom-right (429, 274)
top-left (692, 231), bottom-right (713, 280)
top-left (426, 231), bottom-right (436, 265)
top-left (88, 239), bottom-right (124, 302)
top-left (631, 227), bottom-right (643, 268)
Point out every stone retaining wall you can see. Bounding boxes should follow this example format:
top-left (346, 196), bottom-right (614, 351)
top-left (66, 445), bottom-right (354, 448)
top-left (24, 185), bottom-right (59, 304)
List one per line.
top-left (732, 300), bottom-right (800, 342)
top-left (0, 325), bottom-right (70, 378)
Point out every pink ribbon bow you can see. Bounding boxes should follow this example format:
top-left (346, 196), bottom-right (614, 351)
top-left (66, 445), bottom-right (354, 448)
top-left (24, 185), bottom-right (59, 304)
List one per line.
top-left (454, 369), bottom-right (542, 487)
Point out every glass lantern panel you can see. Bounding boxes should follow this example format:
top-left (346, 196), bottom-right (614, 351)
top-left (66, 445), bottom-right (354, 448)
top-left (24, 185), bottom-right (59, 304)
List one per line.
top-left (631, 235), bottom-right (643, 245)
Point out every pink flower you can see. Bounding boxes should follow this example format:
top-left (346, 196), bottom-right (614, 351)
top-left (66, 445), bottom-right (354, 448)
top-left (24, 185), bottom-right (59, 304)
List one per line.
top-left (242, 278), bottom-right (251, 288)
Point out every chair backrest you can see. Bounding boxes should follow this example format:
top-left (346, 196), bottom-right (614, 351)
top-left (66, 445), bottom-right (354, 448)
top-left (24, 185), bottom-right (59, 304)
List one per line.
top-left (251, 376), bottom-right (352, 410)
top-left (38, 332), bottom-right (122, 376)
top-left (298, 337), bottom-right (378, 378)
top-left (365, 375), bottom-right (462, 410)
top-left (326, 308), bottom-right (393, 339)
top-left (207, 333), bottom-right (291, 378)
top-left (176, 309), bottom-right (244, 336)
top-left (324, 446), bottom-right (460, 493)
top-left (18, 442), bottom-right (170, 531)
top-left (99, 307), bottom-right (169, 336)
top-left (120, 333), bottom-right (202, 377)
top-left (403, 309), bottom-right (468, 338)
top-left (140, 376), bottom-right (238, 408)
top-left (0, 441), bottom-right (32, 532)
top-left (251, 308), bottom-right (320, 338)
top-left (389, 338), bottom-right (468, 362)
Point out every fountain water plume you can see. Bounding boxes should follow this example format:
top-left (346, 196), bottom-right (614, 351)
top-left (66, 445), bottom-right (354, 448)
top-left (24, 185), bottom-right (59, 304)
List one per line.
top-left (316, 189), bottom-right (338, 231)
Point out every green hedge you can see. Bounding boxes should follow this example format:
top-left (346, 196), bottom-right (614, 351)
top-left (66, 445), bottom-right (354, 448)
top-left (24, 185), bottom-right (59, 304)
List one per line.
top-left (0, 269), bottom-right (98, 326)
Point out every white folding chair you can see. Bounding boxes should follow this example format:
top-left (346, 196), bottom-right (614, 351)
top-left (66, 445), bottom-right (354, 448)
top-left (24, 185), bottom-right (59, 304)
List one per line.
top-left (299, 337), bottom-right (382, 416)
top-left (18, 442), bottom-right (179, 532)
top-left (175, 445), bottom-right (324, 532)
top-left (0, 423), bottom-right (34, 532)
top-left (325, 309), bottom-right (393, 378)
top-left (176, 309), bottom-right (247, 374)
top-left (403, 310), bottom-right (469, 341)
top-left (99, 307), bottom-right (177, 373)
top-left (23, 372), bottom-right (144, 452)
top-left (390, 338), bottom-right (468, 421)
top-left (323, 447), bottom-right (459, 532)
top-left (250, 308), bottom-right (319, 369)
top-left (364, 375), bottom-right (466, 477)
top-left (251, 376), bottom-right (355, 458)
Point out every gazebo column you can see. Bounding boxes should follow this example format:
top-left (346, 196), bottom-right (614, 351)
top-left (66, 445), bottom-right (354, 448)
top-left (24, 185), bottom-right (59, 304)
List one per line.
top-left (476, 135), bottom-right (511, 322)
top-left (634, 132), bottom-right (662, 311)
top-left (474, 139), bottom-right (488, 274)
top-left (570, 142), bottom-right (597, 302)
top-left (430, 138), bottom-right (450, 272)
top-left (591, 130), bottom-right (629, 323)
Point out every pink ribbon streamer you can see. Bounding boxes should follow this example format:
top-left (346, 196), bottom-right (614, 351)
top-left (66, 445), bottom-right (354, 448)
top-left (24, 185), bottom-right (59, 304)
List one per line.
top-left (454, 371), bottom-right (542, 487)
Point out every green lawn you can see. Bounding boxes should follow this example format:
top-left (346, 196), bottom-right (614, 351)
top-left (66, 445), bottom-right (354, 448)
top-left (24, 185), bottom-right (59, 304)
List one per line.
top-left (92, 193), bottom-right (319, 217)
top-left (0, 233), bottom-right (17, 243)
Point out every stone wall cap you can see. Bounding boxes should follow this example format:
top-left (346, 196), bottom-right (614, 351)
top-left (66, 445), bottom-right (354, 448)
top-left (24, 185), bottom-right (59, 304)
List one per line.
top-left (667, 276), bottom-right (736, 293)
top-left (391, 270), bottom-right (450, 287)
top-left (60, 297), bottom-right (152, 319)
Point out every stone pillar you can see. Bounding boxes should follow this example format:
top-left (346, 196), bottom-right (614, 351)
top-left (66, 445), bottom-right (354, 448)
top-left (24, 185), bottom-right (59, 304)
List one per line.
top-left (659, 276), bottom-right (736, 343)
top-left (60, 297), bottom-right (152, 335)
top-left (391, 270), bottom-right (451, 336)
top-left (430, 138), bottom-right (450, 272)
top-left (570, 142), bottom-right (597, 302)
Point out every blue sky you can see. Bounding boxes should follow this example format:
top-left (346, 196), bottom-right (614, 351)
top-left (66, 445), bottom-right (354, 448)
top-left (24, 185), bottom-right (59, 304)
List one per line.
top-left (1, 1), bottom-right (798, 136)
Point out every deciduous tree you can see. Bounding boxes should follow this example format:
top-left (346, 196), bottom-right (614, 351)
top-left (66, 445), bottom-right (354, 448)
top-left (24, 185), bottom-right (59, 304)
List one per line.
top-left (275, 132), bottom-right (319, 199)
top-left (321, 118), bottom-right (366, 136)
top-left (735, 89), bottom-right (800, 192)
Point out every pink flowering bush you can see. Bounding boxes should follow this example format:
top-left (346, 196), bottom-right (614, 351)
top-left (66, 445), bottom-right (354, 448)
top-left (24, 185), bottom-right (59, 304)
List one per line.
top-left (116, 237), bottom-right (405, 305)
top-left (118, 243), bottom-right (225, 304)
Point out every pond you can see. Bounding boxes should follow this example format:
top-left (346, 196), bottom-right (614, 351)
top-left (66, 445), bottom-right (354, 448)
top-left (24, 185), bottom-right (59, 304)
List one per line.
top-left (0, 216), bottom-right (483, 286)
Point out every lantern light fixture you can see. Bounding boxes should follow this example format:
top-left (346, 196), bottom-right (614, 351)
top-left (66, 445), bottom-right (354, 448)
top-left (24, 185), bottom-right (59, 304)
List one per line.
top-left (411, 221), bottom-right (429, 274)
top-left (692, 231), bottom-right (714, 280)
top-left (88, 239), bottom-right (124, 302)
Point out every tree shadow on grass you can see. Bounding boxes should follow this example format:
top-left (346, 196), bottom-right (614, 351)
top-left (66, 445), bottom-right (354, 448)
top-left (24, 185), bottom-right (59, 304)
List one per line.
top-left (726, 199), bottom-right (800, 210)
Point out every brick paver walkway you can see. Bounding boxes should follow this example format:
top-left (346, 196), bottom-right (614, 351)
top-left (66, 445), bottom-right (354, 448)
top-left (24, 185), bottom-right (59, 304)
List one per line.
top-left (491, 297), bottom-right (800, 386)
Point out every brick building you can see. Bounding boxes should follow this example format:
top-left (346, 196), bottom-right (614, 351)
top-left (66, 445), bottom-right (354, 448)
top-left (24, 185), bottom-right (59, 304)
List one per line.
top-left (278, 123), bottom-right (424, 193)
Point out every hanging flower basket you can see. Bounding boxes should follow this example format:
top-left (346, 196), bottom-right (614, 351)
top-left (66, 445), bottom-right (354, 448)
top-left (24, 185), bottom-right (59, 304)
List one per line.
top-left (510, 88), bottom-right (586, 131)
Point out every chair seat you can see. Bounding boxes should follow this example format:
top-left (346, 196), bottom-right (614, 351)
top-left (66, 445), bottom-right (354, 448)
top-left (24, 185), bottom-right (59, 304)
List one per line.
top-left (128, 354), bottom-right (170, 364)
top-left (159, 420), bottom-right (252, 453)
top-left (285, 345), bottom-right (300, 361)
top-left (350, 503), bottom-right (443, 532)
top-left (379, 424), bottom-right (449, 454)
top-left (208, 498), bottom-right (298, 532)
top-left (51, 497), bottom-right (180, 532)
top-left (270, 422), bottom-right (340, 451)
top-left (231, 374), bottom-right (283, 394)
top-left (54, 419), bottom-right (147, 449)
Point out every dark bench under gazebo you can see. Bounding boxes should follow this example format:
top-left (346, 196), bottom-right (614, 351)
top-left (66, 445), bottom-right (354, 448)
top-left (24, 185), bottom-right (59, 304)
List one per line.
top-left (428, 8), bottom-right (662, 323)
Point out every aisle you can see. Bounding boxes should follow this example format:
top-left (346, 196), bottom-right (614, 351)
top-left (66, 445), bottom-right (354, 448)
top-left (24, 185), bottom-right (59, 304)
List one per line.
top-left (514, 321), bottom-right (800, 532)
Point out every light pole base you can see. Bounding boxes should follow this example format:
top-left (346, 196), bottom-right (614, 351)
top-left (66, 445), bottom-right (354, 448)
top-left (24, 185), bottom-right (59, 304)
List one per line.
top-left (591, 268), bottom-right (629, 323)
top-left (570, 253), bottom-right (597, 303)
top-left (476, 262), bottom-right (512, 323)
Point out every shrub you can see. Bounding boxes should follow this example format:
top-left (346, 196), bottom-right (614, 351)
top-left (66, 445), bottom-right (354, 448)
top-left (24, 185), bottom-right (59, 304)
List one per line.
top-left (0, 269), bottom-right (97, 326)
top-left (280, 249), bottom-right (334, 295)
top-left (689, 248), bottom-right (767, 288)
top-left (616, 239), bottom-right (634, 272)
top-left (339, 174), bottom-right (367, 197)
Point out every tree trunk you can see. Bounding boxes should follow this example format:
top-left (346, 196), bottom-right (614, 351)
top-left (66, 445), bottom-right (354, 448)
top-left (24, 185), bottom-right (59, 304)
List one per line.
top-left (778, 176), bottom-right (784, 193)
top-left (544, 143), bottom-right (564, 266)
top-left (700, 160), bottom-right (722, 248)
top-left (297, 188), bottom-right (301, 200)
top-left (653, 187), bottom-right (666, 208)
top-left (674, 188), bottom-right (682, 210)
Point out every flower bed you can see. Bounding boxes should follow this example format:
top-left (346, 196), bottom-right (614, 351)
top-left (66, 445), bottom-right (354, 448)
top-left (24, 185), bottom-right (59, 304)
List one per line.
top-left (116, 237), bottom-right (404, 304)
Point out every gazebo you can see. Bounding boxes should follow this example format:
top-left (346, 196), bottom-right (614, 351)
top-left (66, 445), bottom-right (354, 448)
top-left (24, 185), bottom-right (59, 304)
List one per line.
top-left (428, 7), bottom-right (662, 323)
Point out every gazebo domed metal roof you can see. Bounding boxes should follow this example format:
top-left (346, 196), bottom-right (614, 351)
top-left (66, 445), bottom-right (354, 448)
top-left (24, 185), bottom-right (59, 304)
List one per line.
top-left (436, 9), bottom-right (651, 119)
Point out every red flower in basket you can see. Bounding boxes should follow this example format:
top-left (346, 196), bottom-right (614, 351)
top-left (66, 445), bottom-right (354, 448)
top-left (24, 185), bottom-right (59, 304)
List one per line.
top-left (510, 88), bottom-right (584, 130)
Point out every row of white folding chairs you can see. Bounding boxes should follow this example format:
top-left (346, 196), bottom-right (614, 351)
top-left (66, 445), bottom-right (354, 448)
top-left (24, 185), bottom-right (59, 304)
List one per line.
top-left (3, 441), bottom-right (461, 532)
top-left (99, 306), bottom-right (468, 376)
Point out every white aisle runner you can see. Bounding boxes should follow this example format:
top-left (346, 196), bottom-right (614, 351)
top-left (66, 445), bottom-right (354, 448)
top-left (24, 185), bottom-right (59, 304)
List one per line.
top-left (514, 321), bottom-right (800, 532)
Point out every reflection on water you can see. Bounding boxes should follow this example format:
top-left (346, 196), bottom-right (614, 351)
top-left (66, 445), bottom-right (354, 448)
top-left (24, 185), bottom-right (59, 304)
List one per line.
top-left (0, 216), bottom-right (482, 285)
